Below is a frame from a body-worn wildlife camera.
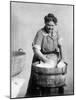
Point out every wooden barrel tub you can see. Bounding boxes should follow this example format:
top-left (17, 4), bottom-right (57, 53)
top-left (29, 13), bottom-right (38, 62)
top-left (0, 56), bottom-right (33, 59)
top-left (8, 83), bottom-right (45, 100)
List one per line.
top-left (32, 61), bottom-right (67, 88)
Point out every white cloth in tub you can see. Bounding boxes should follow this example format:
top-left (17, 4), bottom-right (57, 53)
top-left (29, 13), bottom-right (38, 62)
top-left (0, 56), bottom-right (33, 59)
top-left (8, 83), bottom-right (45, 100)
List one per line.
top-left (36, 60), bottom-right (57, 68)
top-left (57, 60), bottom-right (66, 68)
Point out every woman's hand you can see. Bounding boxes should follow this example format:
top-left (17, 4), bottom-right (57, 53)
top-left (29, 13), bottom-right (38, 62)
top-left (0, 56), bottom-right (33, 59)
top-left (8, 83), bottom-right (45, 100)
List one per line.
top-left (33, 48), bottom-right (49, 63)
top-left (42, 57), bottom-right (49, 63)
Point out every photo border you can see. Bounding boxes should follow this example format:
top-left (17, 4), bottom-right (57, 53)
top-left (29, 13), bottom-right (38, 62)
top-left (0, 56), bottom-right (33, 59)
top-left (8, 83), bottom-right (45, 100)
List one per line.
top-left (10, 1), bottom-right (74, 99)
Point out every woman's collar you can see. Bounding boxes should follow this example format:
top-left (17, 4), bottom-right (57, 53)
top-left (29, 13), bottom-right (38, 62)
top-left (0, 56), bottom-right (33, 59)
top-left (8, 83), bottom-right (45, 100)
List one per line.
top-left (42, 26), bottom-right (57, 37)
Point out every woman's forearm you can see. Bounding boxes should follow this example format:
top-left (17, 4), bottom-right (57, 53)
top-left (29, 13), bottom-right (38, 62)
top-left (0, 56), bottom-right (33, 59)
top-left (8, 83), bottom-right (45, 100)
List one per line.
top-left (60, 46), bottom-right (62, 59)
top-left (33, 48), bottom-right (48, 63)
top-left (58, 44), bottom-right (63, 61)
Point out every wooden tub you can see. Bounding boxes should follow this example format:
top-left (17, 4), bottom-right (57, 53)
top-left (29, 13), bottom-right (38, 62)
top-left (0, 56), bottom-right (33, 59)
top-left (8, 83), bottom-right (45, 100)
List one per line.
top-left (32, 61), bottom-right (67, 88)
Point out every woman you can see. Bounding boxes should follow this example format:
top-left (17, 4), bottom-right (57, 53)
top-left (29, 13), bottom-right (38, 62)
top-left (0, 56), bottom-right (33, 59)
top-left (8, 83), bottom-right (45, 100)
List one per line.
top-left (26, 13), bottom-right (64, 97)
top-left (32, 13), bottom-right (62, 64)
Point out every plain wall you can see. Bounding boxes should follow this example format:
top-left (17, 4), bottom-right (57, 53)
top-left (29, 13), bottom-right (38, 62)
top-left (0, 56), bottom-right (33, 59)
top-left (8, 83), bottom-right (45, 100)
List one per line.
top-left (11, 2), bottom-right (73, 95)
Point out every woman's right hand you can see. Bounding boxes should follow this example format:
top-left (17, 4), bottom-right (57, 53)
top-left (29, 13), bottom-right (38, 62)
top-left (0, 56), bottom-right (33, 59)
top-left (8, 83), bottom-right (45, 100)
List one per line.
top-left (33, 48), bottom-right (50, 63)
top-left (42, 57), bottom-right (49, 63)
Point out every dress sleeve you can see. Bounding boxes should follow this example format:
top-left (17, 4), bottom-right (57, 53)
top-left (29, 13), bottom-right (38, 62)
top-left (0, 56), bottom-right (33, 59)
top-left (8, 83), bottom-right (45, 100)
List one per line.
top-left (32, 30), bottom-right (43, 50)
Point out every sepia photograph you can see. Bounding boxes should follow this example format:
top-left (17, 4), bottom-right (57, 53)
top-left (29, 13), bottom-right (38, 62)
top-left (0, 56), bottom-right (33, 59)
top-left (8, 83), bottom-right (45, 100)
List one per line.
top-left (10, 1), bottom-right (74, 99)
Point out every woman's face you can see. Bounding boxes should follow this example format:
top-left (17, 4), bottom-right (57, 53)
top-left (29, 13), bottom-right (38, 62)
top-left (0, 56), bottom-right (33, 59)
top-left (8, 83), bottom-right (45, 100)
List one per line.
top-left (45, 21), bottom-right (56, 33)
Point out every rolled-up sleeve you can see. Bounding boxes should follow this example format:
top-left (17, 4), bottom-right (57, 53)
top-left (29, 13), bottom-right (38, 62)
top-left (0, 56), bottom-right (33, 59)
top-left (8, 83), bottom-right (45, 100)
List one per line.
top-left (32, 30), bottom-right (43, 50)
top-left (58, 38), bottom-right (63, 46)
